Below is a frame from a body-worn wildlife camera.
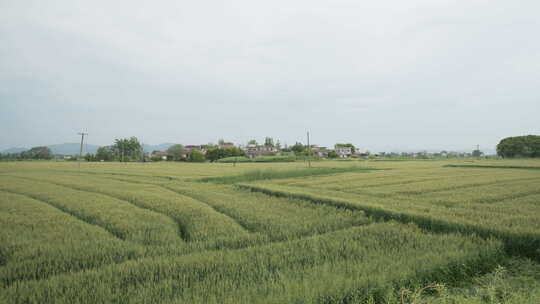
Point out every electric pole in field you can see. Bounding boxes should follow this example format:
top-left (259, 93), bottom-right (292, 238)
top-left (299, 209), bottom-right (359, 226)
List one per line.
top-left (78, 131), bottom-right (88, 170)
top-left (307, 131), bottom-right (311, 168)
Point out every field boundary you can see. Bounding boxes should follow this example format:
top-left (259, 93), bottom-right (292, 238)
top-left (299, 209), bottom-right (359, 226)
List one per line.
top-left (3, 175), bottom-right (189, 242)
top-left (445, 164), bottom-right (540, 170)
top-left (0, 189), bottom-right (128, 242)
top-left (160, 185), bottom-right (257, 235)
top-left (237, 183), bottom-right (540, 261)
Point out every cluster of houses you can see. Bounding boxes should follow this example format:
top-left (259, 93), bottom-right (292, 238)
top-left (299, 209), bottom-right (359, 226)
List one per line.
top-left (151, 143), bottom-right (361, 160)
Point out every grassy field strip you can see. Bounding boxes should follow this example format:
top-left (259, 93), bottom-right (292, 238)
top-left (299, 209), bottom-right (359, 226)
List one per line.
top-left (273, 168), bottom-right (493, 188)
top-left (24, 172), bottom-right (374, 243)
top-left (52, 170), bottom-right (187, 183)
top-left (0, 176), bottom-right (183, 247)
top-left (0, 191), bottom-right (140, 287)
top-left (1, 223), bottom-right (503, 304)
top-left (197, 166), bottom-right (376, 184)
top-left (415, 178), bottom-right (540, 204)
top-left (318, 175), bottom-right (540, 197)
top-left (238, 182), bottom-right (540, 260)
top-left (445, 164), bottom-right (540, 170)
top-left (5, 173), bottom-right (260, 250)
top-left (281, 168), bottom-right (532, 191)
top-left (163, 182), bottom-right (372, 241)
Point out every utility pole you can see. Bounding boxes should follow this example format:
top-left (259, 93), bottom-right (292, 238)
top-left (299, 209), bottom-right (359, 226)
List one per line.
top-left (307, 131), bottom-right (311, 168)
top-left (77, 131), bottom-right (88, 170)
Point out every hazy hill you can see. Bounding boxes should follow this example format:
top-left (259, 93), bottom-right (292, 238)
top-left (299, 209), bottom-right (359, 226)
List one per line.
top-left (143, 143), bottom-right (176, 153)
top-left (1, 147), bottom-right (28, 154)
top-left (48, 143), bottom-right (100, 155)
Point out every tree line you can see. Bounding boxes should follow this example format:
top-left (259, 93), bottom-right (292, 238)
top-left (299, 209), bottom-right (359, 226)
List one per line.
top-left (497, 135), bottom-right (540, 158)
top-left (0, 146), bottom-right (53, 160)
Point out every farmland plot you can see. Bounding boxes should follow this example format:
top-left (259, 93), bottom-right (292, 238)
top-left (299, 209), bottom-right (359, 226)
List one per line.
top-left (0, 159), bottom-right (539, 303)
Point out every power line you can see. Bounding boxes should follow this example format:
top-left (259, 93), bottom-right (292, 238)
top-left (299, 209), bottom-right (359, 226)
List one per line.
top-left (307, 131), bottom-right (311, 168)
top-left (77, 131), bottom-right (88, 170)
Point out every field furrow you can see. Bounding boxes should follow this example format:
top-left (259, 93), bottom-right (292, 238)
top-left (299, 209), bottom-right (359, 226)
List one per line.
top-left (4, 173), bottom-right (260, 249)
top-left (0, 176), bottom-right (183, 247)
top-left (1, 223), bottom-right (503, 304)
top-left (0, 191), bottom-right (140, 287)
top-left (165, 182), bottom-right (372, 241)
top-left (239, 181), bottom-right (540, 260)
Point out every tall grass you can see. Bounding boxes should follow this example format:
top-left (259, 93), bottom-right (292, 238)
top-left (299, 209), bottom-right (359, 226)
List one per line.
top-left (1, 223), bottom-right (503, 304)
top-left (1, 160), bottom-right (539, 303)
top-left (0, 176), bottom-right (182, 247)
top-left (199, 166), bottom-right (375, 184)
top-left (0, 191), bottom-right (140, 287)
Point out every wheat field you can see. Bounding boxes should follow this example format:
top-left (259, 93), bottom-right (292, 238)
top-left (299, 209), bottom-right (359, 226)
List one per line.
top-left (1, 159), bottom-right (539, 303)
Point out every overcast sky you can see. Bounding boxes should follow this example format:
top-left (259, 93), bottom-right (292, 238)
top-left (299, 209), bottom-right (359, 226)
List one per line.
top-left (1, 0), bottom-right (539, 153)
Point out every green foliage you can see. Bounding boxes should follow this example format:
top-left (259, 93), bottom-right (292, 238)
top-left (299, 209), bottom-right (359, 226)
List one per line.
top-left (216, 156), bottom-right (252, 163)
top-left (20, 146), bottom-right (52, 160)
top-left (217, 155), bottom-right (297, 163)
top-left (253, 155), bottom-right (296, 162)
top-left (96, 146), bottom-right (115, 161)
top-left (206, 147), bottom-right (245, 162)
top-left (497, 135), bottom-right (540, 158)
top-left (413, 258), bottom-right (540, 304)
top-left (113, 137), bottom-right (142, 161)
top-left (166, 144), bottom-right (186, 161)
top-left (327, 150), bottom-right (339, 158)
top-left (189, 150), bottom-right (206, 162)
top-left (200, 166), bottom-right (374, 184)
top-left (472, 149), bottom-right (483, 157)
top-left (264, 137), bottom-right (274, 147)
top-left (290, 142), bottom-right (305, 154)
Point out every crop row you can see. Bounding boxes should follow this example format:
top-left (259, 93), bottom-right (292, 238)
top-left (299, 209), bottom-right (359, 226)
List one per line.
top-left (6, 172), bottom-right (372, 245)
top-left (239, 181), bottom-right (540, 260)
top-left (0, 191), bottom-right (140, 287)
top-left (0, 176), bottom-right (182, 247)
top-left (1, 223), bottom-right (503, 304)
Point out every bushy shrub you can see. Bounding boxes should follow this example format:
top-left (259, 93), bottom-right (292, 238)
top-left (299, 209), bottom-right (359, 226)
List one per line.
top-left (253, 155), bottom-right (296, 162)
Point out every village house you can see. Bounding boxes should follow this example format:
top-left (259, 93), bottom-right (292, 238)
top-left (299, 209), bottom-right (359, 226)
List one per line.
top-left (184, 145), bottom-right (207, 155)
top-left (310, 145), bottom-right (329, 158)
top-left (334, 145), bottom-right (352, 158)
top-left (218, 142), bottom-right (235, 149)
top-left (243, 144), bottom-right (280, 158)
top-left (151, 151), bottom-right (168, 160)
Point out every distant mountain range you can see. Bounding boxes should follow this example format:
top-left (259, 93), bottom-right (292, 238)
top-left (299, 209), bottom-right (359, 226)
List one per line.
top-left (143, 143), bottom-right (176, 153)
top-left (1, 143), bottom-right (178, 155)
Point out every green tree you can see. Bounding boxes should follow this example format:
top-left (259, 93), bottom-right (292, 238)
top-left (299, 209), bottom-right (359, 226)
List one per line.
top-left (206, 148), bottom-right (224, 162)
top-left (84, 153), bottom-right (97, 161)
top-left (264, 137), bottom-right (274, 147)
top-left (248, 139), bottom-right (258, 145)
top-left (189, 150), bottom-right (206, 162)
top-left (114, 137), bottom-right (142, 161)
top-left (497, 135), bottom-right (540, 158)
top-left (291, 142), bottom-right (305, 154)
top-left (206, 147), bottom-right (245, 162)
top-left (21, 146), bottom-right (52, 160)
top-left (96, 146), bottom-right (114, 161)
top-left (327, 150), bottom-right (338, 158)
top-left (166, 144), bottom-right (186, 161)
